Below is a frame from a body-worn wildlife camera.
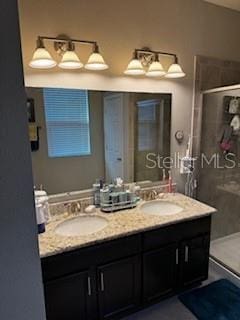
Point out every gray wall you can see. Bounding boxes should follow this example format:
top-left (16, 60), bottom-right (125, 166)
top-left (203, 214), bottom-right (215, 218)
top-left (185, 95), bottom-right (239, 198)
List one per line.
top-left (0, 1), bottom-right (46, 319)
top-left (27, 88), bottom-right (105, 194)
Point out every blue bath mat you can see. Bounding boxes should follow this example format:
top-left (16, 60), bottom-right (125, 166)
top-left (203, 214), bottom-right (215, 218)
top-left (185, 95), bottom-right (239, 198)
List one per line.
top-left (179, 279), bottom-right (240, 320)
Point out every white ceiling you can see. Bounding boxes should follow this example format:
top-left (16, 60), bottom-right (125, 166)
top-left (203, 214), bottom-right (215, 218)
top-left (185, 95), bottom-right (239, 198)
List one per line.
top-left (204, 0), bottom-right (240, 12)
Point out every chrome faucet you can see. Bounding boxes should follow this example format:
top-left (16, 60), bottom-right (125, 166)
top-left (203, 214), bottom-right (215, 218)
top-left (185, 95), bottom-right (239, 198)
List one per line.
top-left (149, 190), bottom-right (158, 200)
top-left (67, 201), bottom-right (81, 214)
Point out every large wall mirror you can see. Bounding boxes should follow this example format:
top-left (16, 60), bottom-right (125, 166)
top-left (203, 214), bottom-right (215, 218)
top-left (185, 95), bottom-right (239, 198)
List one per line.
top-left (26, 87), bottom-right (171, 195)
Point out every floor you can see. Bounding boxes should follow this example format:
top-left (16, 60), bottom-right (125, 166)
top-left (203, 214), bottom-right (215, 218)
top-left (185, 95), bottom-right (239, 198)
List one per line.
top-left (123, 296), bottom-right (195, 320)
top-left (122, 263), bottom-right (223, 320)
top-left (211, 232), bottom-right (240, 276)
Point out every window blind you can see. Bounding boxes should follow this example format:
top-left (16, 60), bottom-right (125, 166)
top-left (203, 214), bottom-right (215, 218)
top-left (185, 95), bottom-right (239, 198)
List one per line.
top-left (43, 88), bottom-right (91, 158)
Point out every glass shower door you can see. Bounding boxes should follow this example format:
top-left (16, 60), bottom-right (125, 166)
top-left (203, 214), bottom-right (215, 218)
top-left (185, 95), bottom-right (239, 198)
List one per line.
top-left (198, 86), bottom-right (240, 276)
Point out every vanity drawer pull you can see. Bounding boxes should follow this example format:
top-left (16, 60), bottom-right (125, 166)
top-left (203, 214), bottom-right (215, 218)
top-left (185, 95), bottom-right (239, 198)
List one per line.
top-left (87, 276), bottom-right (92, 296)
top-left (185, 246), bottom-right (189, 263)
top-left (176, 248), bottom-right (179, 265)
top-left (100, 272), bottom-right (105, 292)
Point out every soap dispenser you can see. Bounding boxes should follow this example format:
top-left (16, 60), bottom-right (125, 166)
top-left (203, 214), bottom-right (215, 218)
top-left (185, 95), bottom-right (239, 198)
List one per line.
top-left (93, 179), bottom-right (104, 207)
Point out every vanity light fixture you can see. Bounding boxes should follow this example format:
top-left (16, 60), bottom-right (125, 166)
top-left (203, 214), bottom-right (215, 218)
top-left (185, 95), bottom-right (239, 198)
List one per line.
top-left (124, 51), bottom-right (145, 75)
top-left (146, 53), bottom-right (166, 77)
top-left (29, 35), bottom-right (109, 71)
top-left (58, 42), bottom-right (83, 69)
top-left (165, 56), bottom-right (186, 78)
top-left (124, 48), bottom-right (185, 79)
top-left (85, 44), bottom-right (109, 70)
top-left (29, 37), bottom-right (57, 69)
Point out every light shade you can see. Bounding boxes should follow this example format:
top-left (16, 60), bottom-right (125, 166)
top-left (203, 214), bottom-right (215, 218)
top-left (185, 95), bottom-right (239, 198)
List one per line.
top-left (124, 59), bottom-right (145, 75)
top-left (58, 50), bottom-right (83, 69)
top-left (85, 52), bottom-right (108, 70)
top-left (146, 61), bottom-right (166, 77)
top-left (165, 63), bottom-right (186, 78)
top-left (29, 47), bottom-right (57, 69)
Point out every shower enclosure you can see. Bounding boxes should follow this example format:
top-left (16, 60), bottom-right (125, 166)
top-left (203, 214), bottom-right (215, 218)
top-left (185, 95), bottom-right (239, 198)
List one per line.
top-left (197, 84), bottom-right (240, 276)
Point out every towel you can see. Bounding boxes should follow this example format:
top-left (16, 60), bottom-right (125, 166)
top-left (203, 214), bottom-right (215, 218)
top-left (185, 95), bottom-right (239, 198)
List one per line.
top-left (219, 125), bottom-right (233, 152)
top-left (34, 190), bottom-right (51, 222)
top-left (230, 115), bottom-right (240, 133)
top-left (229, 97), bottom-right (240, 114)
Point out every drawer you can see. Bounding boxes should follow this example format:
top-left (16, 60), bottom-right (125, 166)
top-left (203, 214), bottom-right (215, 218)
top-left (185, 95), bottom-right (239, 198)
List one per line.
top-left (143, 224), bottom-right (179, 251)
top-left (184, 234), bottom-right (210, 250)
top-left (143, 216), bottom-right (211, 252)
top-left (41, 234), bottom-right (141, 281)
top-left (180, 216), bottom-right (211, 240)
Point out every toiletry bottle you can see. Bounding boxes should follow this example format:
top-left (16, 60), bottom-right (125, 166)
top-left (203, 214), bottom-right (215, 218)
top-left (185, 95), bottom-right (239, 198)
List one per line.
top-left (168, 170), bottom-right (173, 193)
top-left (93, 179), bottom-right (101, 207)
top-left (100, 186), bottom-right (110, 205)
top-left (35, 203), bottom-right (46, 234)
top-left (162, 168), bottom-right (166, 182)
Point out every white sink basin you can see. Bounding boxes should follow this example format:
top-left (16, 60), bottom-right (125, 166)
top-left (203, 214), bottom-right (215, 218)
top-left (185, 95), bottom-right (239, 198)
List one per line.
top-left (140, 200), bottom-right (183, 216)
top-left (55, 215), bottom-right (108, 236)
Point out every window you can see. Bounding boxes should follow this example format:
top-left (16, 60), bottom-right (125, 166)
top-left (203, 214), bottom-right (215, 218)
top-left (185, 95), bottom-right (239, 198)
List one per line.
top-left (43, 88), bottom-right (91, 158)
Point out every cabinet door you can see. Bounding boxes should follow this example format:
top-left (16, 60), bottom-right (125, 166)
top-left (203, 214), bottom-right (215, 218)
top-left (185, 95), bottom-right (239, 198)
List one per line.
top-left (98, 256), bottom-right (141, 320)
top-left (44, 270), bottom-right (96, 320)
top-left (143, 243), bottom-right (178, 304)
top-left (180, 234), bottom-right (210, 288)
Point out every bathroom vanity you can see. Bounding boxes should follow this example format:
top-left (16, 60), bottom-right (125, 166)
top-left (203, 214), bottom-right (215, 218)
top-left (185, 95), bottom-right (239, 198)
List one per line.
top-left (40, 194), bottom-right (216, 320)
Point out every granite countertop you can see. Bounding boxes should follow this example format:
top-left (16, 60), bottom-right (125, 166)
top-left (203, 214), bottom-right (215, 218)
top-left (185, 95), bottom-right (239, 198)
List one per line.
top-left (39, 193), bottom-right (216, 258)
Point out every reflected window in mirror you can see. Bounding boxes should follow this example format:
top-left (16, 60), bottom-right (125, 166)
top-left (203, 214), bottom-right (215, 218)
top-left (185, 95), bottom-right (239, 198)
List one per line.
top-left (137, 99), bottom-right (158, 151)
top-left (43, 88), bottom-right (91, 158)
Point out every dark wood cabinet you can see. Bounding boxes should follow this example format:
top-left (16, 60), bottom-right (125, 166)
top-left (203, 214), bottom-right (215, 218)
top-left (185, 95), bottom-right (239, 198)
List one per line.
top-left (44, 269), bottom-right (94, 320)
top-left (142, 234), bottom-right (210, 305)
top-left (179, 234), bottom-right (210, 287)
top-left (98, 256), bottom-right (141, 319)
top-left (143, 243), bottom-right (178, 303)
top-left (42, 216), bottom-right (211, 320)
